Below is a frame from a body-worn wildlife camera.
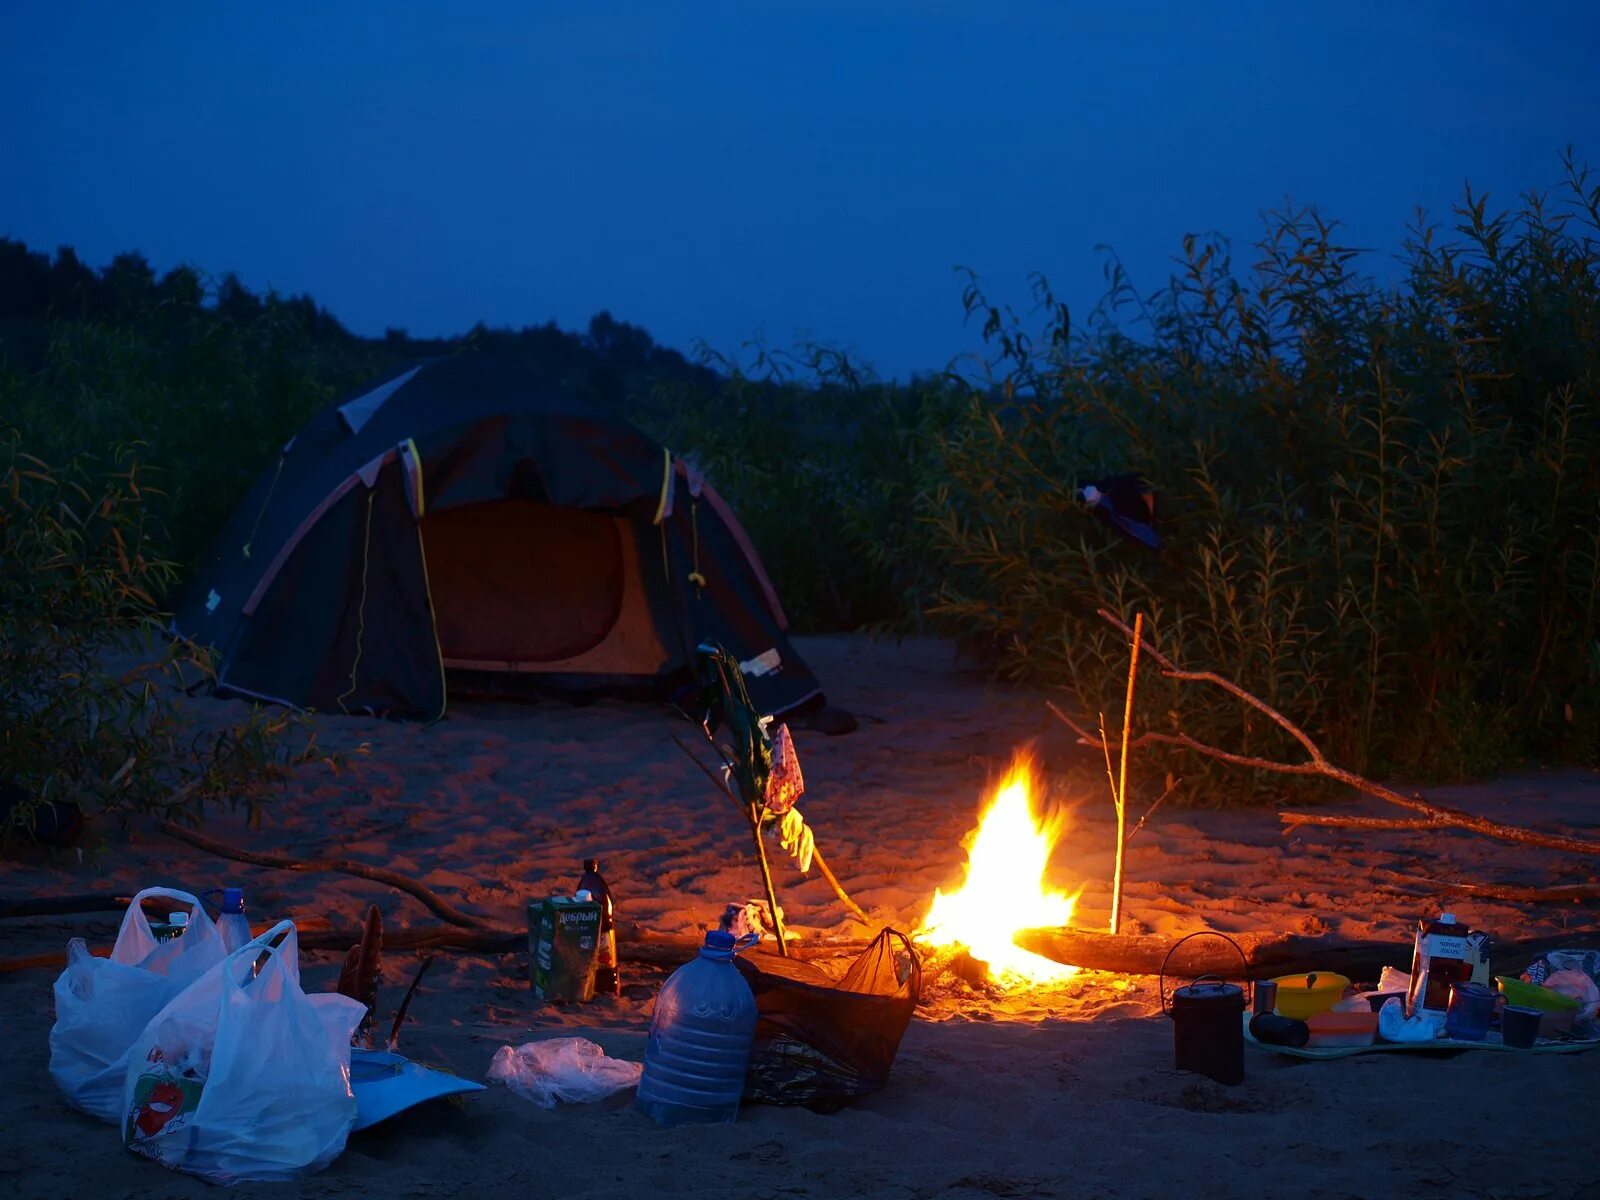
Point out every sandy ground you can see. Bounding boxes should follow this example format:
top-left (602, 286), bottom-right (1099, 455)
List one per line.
top-left (2, 634), bottom-right (1598, 1199)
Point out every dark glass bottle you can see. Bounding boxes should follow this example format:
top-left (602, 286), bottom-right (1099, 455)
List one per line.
top-left (578, 858), bottom-right (620, 996)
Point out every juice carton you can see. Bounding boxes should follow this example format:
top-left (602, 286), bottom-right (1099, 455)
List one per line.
top-left (529, 895), bottom-right (601, 1003)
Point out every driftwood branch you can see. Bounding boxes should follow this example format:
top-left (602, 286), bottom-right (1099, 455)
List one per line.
top-left (1046, 609), bottom-right (1600, 858)
top-left (155, 820), bottom-right (497, 929)
top-left (1372, 872), bottom-right (1600, 905)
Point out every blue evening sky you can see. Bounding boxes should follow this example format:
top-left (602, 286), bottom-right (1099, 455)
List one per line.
top-left (3, 3), bottom-right (1596, 379)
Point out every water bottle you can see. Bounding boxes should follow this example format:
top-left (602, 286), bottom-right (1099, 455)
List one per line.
top-left (635, 929), bottom-right (758, 1126)
top-left (216, 887), bottom-right (252, 954)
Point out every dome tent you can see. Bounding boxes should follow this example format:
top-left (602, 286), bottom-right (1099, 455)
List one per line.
top-left (172, 354), bottom-right (823, 721)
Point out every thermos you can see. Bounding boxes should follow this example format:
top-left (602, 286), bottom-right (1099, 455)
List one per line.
top-left (1248, 1012), bottom-right (1310, 1048)
top-left (1160, 932), bottom-right (1249, 1086)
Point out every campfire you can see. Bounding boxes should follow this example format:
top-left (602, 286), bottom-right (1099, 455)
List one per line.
top-left (917, 755), bottom-right (1082, 986)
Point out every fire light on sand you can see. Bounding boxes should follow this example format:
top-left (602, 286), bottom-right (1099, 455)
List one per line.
top-left (918, 755), bottom-right (1081, 986)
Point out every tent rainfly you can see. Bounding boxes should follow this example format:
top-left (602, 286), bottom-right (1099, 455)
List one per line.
top-left (172, 354), bottom-right (824, 721)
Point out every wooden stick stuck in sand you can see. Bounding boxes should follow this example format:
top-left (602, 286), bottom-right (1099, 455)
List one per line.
top-left (1109, 612), bottom-right (1144, 936)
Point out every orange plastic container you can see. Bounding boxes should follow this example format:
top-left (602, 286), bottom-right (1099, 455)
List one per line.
top-left (1305, 1010), bottom-right (1379, 1048)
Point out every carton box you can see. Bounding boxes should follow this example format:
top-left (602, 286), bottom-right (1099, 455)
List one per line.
top-left (529, 896), bottom-right (601, 1003)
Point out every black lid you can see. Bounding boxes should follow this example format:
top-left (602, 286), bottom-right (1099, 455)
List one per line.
top-left (1172, 979), bottom-right (1244, 1009)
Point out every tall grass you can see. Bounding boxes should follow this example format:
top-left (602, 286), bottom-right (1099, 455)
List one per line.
top-left (923, 156), bottom-right (1600, 799)
top-left (3, 158), bottom-right (1595, 805)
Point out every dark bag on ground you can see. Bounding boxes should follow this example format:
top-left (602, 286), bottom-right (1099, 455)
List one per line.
top-left (735, 928), bottom-right (921, 1111)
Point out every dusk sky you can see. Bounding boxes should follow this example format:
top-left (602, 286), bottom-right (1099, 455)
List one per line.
top-left (4, 3), bottom-right (1597, 379)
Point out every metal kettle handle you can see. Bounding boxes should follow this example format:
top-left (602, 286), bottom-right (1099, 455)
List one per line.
top-left (1159, 931), bottom-right (1251, 1016)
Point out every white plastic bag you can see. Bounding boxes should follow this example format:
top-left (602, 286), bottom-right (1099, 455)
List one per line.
top-left (486, 1038), bottom-right (642, 1108)
top-left (50, 886), bottom-right (227, 1122)
top-left (121, 920), bottom-right (365, 1185)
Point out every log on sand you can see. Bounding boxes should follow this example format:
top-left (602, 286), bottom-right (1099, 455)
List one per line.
top-left (1013, 926), bottom-right (1600, 981)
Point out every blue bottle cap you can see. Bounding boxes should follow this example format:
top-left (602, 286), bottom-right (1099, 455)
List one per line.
top-left (700, 929), bottom-right (738, 959)
top-left (222, 887), bottom-right (245, 914)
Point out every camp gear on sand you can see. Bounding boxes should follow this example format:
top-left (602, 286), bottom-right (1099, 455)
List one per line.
top-left (1269, 971), bottom-right (1351, 1019)
top-left (1252, 978), bottom-right (1278, 1016)
top-left (1161, 931), bottom-right (1249, 1086)
top-left (1407, 912), bottom-right (1474, 1017)
top-left (121, 921), bottom-right (364, 1185)
top-left (1305, 1009), bottom-right (1379, 1048)
top-left (736, 928), bottom-right (920, 1111)
top-left (1248, 1009), bottom-right (1600, 1059)
top-left (170, 353), bottom-right (824, 722)
top-left (50, 887), bottom-right (226, 1122)
top-left (1521, 949), bottom-right (1600, 1014)
top-left (530, 894), bottom-right (602, 1004)
top-left (487, 1038), bottom-right (640, 1109)
top-left (577, 860), bottom-right (621, 997)
top-left (1444, 982), bottom-right (1497, 1041)
top-left (1249, 1012), bottom-right (1310, 1047)
top-left (1500, 1006), bottom-right (1543, 1049)
top-left (352, 1049), bottom-right (485, 1129)
top-left (636, 929), bottom-right (758, 1127)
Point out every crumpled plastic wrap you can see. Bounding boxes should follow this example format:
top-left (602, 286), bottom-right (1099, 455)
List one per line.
top-left (486, 1038), bottom-right (642, 1108)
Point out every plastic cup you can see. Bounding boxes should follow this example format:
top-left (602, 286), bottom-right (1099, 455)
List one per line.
top-left (1500, 1004), bottom-right (1542, 1049)
top-left (1444, 981), bottom-right (1496, 1041)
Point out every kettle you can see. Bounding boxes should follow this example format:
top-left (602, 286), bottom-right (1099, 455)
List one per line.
top-left (1160, 931), bottom-right (1251, 1086)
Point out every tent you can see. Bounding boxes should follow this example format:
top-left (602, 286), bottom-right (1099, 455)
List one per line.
top-left (172, 354), bottom-right (824, 721)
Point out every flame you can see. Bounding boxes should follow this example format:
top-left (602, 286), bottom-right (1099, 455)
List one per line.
top-left (919, 755), bottom-right (1080, 986)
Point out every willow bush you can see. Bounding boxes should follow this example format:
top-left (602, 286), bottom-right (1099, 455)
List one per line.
top-left (0, 434), bottom-right (338, 842)
top-left (643, 345), bottom-right (965, 632)
top-left (925, 157), bottom-right (1600, 801)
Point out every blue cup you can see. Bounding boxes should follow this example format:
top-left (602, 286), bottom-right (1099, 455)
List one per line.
top-left (1444, 981), bottom-right (1496, 1041)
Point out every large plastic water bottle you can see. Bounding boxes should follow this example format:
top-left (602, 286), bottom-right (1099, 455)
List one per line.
top-left (635, 929), bottom-right (758, 1126)
top-left (216, 887), bottom-right (253, 954)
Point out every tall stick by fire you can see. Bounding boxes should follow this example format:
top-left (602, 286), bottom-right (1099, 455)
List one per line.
top-left (1110, 612), bottom-right (1144, 935)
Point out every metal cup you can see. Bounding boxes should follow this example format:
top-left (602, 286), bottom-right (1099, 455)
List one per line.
top-left (1500, 1005), bottom-right (1542, 1049)
top-left (1253, 978), bottom-right (1278, 1016)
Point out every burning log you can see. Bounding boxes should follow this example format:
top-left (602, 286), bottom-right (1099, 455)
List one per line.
top-left (1012, 926), bottom-right (1600, 981)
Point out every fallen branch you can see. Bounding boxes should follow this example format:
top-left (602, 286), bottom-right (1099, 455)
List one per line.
top-left (155, 820), bottom-right (494, 929)
top-left (1045, 609), bottom-right (1600, 858)
top-left (1280, 813), bottom-right (1457, 834)
top-left (1372, 872), bottom-right (1600, 905)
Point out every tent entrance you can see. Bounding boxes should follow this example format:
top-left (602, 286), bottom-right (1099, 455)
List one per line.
top-left (419, 499), bottom-right (673, 679)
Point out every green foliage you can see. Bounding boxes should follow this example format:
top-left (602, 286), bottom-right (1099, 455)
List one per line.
top-left (0, 434), bottom-right (337, 838)
top-left (639, 343), bottom-right (963, 632)
top-left (3, 154), bottom-right (1597, 810)
top-left (922, 154), bottom-right (1600, 800)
